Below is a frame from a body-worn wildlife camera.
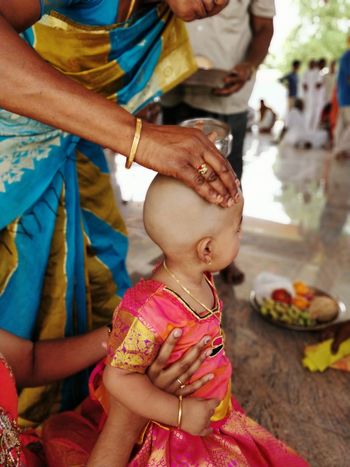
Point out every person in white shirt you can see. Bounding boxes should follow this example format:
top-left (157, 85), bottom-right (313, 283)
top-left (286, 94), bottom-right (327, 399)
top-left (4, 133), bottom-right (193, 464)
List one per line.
top-left (257, 99), bottom-right (277, 133)
top-left (162, 0), bottom-right (275, 284)
top-left (301, 59), bottom-right (323, 131)
top-left (324, 60), bottom-right (337, 106)
top-left (313, 58), bottom-right (327, 130)
top-left (282, 99), bottom-right (327, 149)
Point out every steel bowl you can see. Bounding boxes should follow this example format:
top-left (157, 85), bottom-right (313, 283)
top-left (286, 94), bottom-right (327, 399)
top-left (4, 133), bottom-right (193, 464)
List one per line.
top-left (180, 117), bottom-right (233, 158)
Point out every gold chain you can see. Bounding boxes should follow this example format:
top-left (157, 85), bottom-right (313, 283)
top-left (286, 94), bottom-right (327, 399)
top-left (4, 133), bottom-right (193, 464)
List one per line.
top-left (162, 261), bottom-right (220, 321)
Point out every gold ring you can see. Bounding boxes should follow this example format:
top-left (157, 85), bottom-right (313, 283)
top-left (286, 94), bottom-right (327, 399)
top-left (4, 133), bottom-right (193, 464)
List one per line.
top-left (197, 163), bottom-right (209, 176)
top-left (176, 378), bottom-right (185, 388)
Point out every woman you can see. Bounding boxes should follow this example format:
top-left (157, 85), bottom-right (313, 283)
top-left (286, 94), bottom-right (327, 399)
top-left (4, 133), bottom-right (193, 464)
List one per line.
top-left (0, 0), bottom-right (235, 426)
top-left (0, 326), bottom-right (213, 465)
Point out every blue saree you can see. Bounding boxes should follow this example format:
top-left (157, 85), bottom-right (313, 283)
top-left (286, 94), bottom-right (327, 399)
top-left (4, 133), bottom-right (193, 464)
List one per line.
top-left (0, 0), bottom-right (196, 426)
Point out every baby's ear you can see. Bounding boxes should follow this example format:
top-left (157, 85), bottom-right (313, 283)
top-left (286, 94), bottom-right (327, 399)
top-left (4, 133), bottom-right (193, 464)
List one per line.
top-left (197, 237), bottom-right (213, 265)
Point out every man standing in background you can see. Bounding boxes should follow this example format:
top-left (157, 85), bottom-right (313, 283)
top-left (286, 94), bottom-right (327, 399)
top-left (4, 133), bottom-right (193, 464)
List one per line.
top-left (324, 60), bottom-right (337, 108)
top-left (162, 0), bottom-right (275, 284)
top-left (334, 38), bottom-right (350, 160)
top-left (280, 59), bottom-right (301, 109)
top-left (301, 59), bottom-right (323, 130)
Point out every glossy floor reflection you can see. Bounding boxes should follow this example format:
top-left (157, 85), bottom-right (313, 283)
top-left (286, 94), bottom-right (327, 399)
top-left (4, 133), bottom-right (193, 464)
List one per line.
top-left (110, 134), bottom-right (350, 466)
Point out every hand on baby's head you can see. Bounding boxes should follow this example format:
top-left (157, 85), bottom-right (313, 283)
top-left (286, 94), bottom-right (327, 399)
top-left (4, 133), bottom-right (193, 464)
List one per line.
top-left (143, 175), bottom-right (243, 271)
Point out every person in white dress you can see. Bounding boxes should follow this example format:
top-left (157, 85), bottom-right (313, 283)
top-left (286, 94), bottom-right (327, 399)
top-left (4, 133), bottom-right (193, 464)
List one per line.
top-left (282, 99), bottom-right (328, 149)
top-left (301, 59), bottom-right (323, 131)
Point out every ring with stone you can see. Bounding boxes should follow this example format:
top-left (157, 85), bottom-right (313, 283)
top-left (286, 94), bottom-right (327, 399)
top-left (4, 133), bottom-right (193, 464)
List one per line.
top-left (197, 163), bottom-right (209, 176)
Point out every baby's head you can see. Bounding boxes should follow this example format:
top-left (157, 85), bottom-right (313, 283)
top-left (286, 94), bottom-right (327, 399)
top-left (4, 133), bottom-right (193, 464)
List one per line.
top-left (143, 175), bottom-right (243, 272)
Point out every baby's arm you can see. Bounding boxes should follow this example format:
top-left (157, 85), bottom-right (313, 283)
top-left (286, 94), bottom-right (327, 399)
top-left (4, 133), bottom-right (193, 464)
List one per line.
top-left (103, 365), bottom-right (217, 436)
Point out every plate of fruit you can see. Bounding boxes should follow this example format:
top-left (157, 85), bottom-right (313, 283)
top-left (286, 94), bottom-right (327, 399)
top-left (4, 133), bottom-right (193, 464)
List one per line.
top-left (250, 275), bottom-right (347, 331)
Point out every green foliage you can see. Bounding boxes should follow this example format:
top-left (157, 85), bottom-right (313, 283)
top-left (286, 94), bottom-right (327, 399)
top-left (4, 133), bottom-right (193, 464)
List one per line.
top-left (275, 0), bottom-right (350, 72)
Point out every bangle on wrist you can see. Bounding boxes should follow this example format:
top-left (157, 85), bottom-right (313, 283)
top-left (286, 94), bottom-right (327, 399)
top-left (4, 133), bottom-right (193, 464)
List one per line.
top-left (125, 117), bottom-right (142, 169)
top-left (177, 395), bottom-right (183, 429)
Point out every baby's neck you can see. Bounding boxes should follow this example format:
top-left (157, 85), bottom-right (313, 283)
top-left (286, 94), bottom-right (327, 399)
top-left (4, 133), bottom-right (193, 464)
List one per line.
top-left (162, 258), bottom-right (205, 288)
top-left (151, 258), bottom-right (215, 315)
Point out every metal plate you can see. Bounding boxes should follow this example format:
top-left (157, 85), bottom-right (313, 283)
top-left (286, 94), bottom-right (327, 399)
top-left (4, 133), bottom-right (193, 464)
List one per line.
top-left (184, 68), bottom-right (229, 88)
top-left (250, 289), bottom-right (348, 332)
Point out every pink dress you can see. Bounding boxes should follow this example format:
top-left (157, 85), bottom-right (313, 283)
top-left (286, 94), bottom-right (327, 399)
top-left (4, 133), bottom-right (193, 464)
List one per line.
top-left (104, 278), bottom-right (309, 466)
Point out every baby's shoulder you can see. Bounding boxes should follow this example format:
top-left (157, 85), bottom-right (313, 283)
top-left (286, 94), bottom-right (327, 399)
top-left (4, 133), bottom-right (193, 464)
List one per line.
top-left (117, 279), bottom-right (185, 336)
top-left (119, 279), bottom-right (169, 317)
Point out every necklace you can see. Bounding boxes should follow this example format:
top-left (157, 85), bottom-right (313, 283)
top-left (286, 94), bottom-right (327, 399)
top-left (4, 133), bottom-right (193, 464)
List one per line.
top-left (162, 260), bottom-right (220, 321)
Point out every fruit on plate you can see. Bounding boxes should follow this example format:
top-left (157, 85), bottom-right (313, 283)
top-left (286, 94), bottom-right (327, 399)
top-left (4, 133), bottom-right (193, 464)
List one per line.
top-left (293, 281), bottom-right (314, 300)
top-left (260, 299), bottom-right (315, 327)
top-left (308, 296), bottom-right (338, 322)
top-left (257, 280), bottom-right (339, 328)
top-left (292, 295), bottom-right (310, 310)
top-left (271, 288), bottom-right (292, 305)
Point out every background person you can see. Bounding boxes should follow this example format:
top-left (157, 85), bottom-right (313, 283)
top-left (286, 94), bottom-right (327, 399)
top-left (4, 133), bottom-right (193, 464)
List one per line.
top-left (279, 59), bottom-right (301, 109)
top-left (163, 0), bottom-right (275, 284)
top-left (257, 99), bottom-right (277, 134)
top-left (324, 60), bottom-right (337, 108)
top-left (280, 98), bottom-right (327, 149)
top-left (301, 59), bottom-right (321, 130)
top-left (333, 37), bottom-right (350, 160)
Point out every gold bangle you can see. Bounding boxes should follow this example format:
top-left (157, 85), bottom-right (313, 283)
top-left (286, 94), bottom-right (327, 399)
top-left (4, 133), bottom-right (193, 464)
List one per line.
top-left (125, 117), bottom-right (142, 169)
top-left (177, 395), bottom-right (183, 429)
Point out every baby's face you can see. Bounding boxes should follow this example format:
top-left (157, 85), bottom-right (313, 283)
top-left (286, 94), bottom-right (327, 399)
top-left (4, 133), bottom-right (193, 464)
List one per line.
top-left (212, 204), bottom-right (243, 271)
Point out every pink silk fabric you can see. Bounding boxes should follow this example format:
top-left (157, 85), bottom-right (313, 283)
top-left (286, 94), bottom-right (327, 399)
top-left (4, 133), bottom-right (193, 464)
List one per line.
top-left (108, 279), bottom-right (309, 466)
top-left (43, 279), bottom-right (309, 466)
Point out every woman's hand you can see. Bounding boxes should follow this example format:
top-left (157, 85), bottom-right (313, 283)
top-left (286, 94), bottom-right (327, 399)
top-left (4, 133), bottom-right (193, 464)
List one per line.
top-left (166, 0), bottom-right (228, 22)
top-left (147, 328), bottom-right (214, 397)
top-left (137, 123), bottom-right (239, 208)
top-left (322, 320), bottom-right (350, 354)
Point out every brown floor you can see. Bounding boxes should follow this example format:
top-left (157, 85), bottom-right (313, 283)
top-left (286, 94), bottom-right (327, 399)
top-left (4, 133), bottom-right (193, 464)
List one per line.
top-left (110, 134), bottom-right (350, 467)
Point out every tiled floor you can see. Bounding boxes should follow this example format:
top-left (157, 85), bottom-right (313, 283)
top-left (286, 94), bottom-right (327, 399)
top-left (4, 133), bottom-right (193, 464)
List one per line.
top-left (110, 133), bottom-right (350, 466)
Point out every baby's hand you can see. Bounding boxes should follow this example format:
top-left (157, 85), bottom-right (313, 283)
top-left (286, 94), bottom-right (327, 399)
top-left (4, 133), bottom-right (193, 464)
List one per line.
top-left (180, 398), bottom-right (219, 436)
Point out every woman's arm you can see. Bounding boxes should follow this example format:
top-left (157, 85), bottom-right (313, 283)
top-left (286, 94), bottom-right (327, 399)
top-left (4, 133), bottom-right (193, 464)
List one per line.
top-left (87, 396), bottom-right (146, 467)
top-left (0, 327), bottom-right (109, 387)
top-left (89, 328), bottom-right (216, 465)
top-left (0, 1), bottom-right (238, 207)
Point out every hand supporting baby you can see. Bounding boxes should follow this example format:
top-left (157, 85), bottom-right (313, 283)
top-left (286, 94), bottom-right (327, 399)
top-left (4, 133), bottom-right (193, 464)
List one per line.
top-left (103, 329), bottom-right (219, 437)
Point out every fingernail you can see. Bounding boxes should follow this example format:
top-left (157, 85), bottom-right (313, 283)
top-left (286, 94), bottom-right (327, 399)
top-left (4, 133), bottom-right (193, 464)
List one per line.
top-left (216, 194), bottom-right (223, 202)
top-left (173, 329), bottom-right (182, 338)
top-left (204, 336), bottom-right (210, 344)
top-left (234, 193), bottom-right (241, 203)
top-left (227, 197), bottom-right (234, 207)
top-left (207, 373), bottom-right (214, 380)
top-left (206, 349), bottom-right (212, 357)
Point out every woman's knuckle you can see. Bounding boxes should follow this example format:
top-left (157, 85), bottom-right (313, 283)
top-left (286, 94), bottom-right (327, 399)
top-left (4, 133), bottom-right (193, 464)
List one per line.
top-left (194, 174), bottom-right (205, 185)
top-left (207, 171), bottom-right (218, 182)
top-left (180, 360), bottom-right (190, 372)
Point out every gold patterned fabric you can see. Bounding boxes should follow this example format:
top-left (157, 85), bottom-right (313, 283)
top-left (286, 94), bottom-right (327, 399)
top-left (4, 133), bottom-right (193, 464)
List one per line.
top-left (107, 309), bottom-right (160, 373)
